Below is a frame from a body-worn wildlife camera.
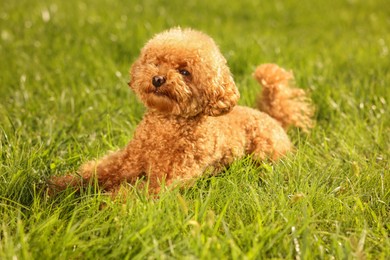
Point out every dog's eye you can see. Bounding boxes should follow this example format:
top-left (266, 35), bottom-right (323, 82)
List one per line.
top-left (178, 69), bottom-right (190, 76)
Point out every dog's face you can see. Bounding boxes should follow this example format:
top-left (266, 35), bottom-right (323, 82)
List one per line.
top-left (129, 28), bottom-right (239, 117)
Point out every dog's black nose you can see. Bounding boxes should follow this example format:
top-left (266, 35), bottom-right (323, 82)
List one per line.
top-left (152, 76), bottom-right (166, 88)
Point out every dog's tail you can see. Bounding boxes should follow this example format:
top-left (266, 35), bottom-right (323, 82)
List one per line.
top-left (253, 64), bottom-right (314, 132)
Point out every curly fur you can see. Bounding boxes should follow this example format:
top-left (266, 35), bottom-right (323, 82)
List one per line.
top-left (48, 28), bottom-right (314, 194)
top-left (254, 64), bottom-right (314, 132)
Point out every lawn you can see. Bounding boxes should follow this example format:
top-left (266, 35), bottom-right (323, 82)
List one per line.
top-left (1, 0), bottom-right (389, 258)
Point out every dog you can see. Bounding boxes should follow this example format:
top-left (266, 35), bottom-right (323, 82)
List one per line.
top-left (49, 28), bottom-right (314, 194)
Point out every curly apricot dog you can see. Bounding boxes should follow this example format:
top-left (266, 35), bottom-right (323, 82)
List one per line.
top-left (49, 28), bottom-right (313, 194)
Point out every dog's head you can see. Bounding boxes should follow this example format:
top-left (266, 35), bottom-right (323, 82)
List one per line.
top-left (129, 28), bottom-right (239, 117)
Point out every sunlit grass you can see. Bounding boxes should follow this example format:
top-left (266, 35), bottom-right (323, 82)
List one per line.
top-left (1, 0), bottom-right (389, 258)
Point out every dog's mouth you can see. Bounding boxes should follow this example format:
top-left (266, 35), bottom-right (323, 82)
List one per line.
top-left (145, 86), bottom-right (174, 99)
top-left (145, 89), bottom-right (167, 99)
top-left (153, 88), bottom-right (169, 97)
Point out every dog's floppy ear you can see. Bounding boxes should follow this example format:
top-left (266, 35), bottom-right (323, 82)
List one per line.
top-left (203, 65), bottom-right (240, 116)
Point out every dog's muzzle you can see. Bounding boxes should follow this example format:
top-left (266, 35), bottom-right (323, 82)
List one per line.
top-left (152, 76), bottom-right (166, 88)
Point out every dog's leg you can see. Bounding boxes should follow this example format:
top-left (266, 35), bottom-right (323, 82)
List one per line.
top-left (247, 122), bottom-right (293, 162)
top-left (48, 147), bottom-right (145, 194)
top-left (251, 138), bottom-right (292, 162)
top-left (47, 150), bottom-right (123, 194)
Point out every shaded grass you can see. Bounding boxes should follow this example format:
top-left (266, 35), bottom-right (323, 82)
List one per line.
top-left (1, 0), bottom-right (389, 258)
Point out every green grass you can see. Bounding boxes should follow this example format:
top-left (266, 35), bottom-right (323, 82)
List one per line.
top-left (1, 0), bottom-right (389, 258)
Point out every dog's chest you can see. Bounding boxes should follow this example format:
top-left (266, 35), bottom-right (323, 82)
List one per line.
top-left (133, 116), bottom-right (216, 163)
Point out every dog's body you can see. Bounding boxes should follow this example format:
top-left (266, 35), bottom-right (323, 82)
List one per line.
top-left (73, 106), bottom-right (291, 192)
top-left (49, 28), bottom-right (313, 193)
